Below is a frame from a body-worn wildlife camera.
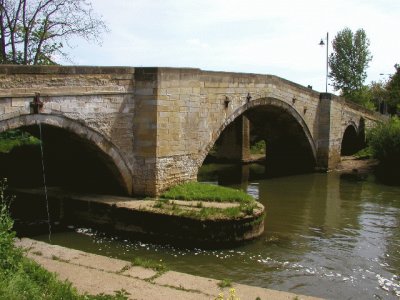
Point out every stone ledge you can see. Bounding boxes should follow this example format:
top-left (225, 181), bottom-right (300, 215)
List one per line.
top-left (16, 238), bottom-right (322, 300)
top-left (13, 188), bottom-right (265, 248)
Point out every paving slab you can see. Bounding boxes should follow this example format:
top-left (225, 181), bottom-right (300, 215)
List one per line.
top-left (121, 265), bottom-right (158, 280)
top-left (17, 238), bottom-right (130, 273)
top-left (16, 238), bottom-right (323, 300)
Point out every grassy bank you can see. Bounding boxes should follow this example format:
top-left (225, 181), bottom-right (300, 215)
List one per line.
top-left (157, 182), bottom-right (260, 219)
top-left (160, 182), bottom-right (254, 203)
top-left (0, 130), bottom-right (40, 154)
top-left (0, 179), bottom-right (128, 300)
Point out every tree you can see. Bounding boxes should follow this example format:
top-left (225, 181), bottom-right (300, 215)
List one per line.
top-left (329, 28), bottom-right (372, 102)
top-left (386, 64), bottom-right (400, 114)
top-left (0, 0), bottom-right (107, 65)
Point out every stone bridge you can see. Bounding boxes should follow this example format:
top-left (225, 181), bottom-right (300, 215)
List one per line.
top-left (0, 66), bottom-right (385, 196)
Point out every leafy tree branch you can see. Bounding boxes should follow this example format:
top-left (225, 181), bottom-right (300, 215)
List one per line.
top-left (0, 0), bottom-right (107, 65)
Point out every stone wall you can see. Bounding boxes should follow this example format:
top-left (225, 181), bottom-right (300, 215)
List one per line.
top-left (0, 66), bottom-right (137, 194)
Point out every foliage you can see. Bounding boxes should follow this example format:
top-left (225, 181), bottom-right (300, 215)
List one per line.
top-left (250, 140), bottom-right (266, 155)
top-left (152, 199), bottom-right (257, 219)
top-left (217, 278), bottom-right (232, 288)
top-left (0, 179), bottom-right (128, 299)
top-left (367, 117), bottom-right (400, 184)
top-left (344, 84), bottom-right (376, 110)
top-left (0, 178), bottom-right (19, 274)
top-left (353, 146), bottom-right (373, 159)
top-left (368, 117), bottom-right (400, 165)
top-left (386, 63), bottom-right (400, 114)
top-left (160, 182), bottom-right (254, 204)
top-left (0, 0), bottom-right (107, 65)
top-left (329, 27), bottom-right (372, 106)
top-left (0, 129), bottom-right (40, 153)
top-left (215, 288), bottom-right (239, 300)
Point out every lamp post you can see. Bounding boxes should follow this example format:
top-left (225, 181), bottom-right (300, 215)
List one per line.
top-left (319, 32), bottom-right (329, 93)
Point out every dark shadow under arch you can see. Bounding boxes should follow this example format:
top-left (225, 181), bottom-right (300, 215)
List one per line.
top-left (341, 123), bottom-right (365, 156)
top-left (199, 97), bottom-right (317, 167)
top-left (0, 114), bottom-right (132, 195)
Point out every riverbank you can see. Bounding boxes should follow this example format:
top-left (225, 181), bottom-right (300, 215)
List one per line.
top-left (16, 238), bottom-right (321, 300)
top-left (335, 156), bottom-right (379, 174)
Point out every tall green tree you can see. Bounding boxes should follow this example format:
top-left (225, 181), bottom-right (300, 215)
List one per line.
top-left (386, 64), bottom-right (400, 114)
top-left (0, 0), bottom-right (107, 65)
top-left (329, 28), bottom-right (372, 104)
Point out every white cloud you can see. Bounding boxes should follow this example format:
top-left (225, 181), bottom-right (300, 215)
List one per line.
top-left (61, 0), bottom-right (400, 92)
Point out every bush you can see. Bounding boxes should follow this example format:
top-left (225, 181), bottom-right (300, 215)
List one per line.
top-left (367, 117), bottom-right (400, 184)
top-left (368, 117), bottom-right (400, 164)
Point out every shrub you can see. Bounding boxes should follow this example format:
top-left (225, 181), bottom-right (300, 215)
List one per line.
top-left (368, 117), bottom-right (400, 165)
top-left (367, 117), bottom-right (400, 184)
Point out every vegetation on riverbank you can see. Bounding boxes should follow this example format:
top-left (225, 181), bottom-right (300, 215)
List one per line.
top-left (250, 140), bottom-right (266, 155)
top-left (367, 117), bottom-right (400, 184)
top-left (155, 182), bottom-right (261, 220)
top-left (160, 182), bottom-right (254, 203)
top-left (368, 117), bottom-right (400, 164)
top-left (131, 257), bottom-right (168, 275)
top-left (354, 146), bottom-right (373, 159)
top-left (0, 179), bottom-right (128, 300)
top-left (0, 130), bottom-right (40, 153)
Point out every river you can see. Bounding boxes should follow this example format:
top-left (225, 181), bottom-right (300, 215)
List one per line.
top-left (28, 163), bottom-right (400, 299)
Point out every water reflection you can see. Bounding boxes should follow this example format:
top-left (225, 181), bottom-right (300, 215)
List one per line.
top-left (27, 163), bottom-right (400, 299)
top-left (199, 163), bottom-right (400, 299)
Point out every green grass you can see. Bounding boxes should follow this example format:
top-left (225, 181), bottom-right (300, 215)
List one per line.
top-left (217, 278), bottom-right (232, 288)
top-left (354, 146), bottom-right (373, 159)
top-left (152, 199), bottom-right (258, 220)
top-left (160, 182), bottom-right (254, 204)
top-left (0, 178), bottom-right (128, 300)
top-left (131, 257), bottom-right (168, 274)
top-left (157, 182), bottom-right (259, 219)
top-left (0, 130), bottom-right (40, 153)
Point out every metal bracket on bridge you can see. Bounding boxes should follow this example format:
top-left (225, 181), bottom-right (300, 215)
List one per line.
top-left (30, 93), bottom-right (43, 114)
top-left (246, 92), bottom-right (252, 102)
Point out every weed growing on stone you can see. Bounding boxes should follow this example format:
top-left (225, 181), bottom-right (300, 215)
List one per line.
top-left (217, 278), bottom-right (232, 288)
top-left (215, 287), bottom-right (239, 300)
top-left (131, 257), bottom-right (168, 274)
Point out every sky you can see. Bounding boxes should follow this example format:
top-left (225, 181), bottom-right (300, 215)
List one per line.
top-left (63, 0), bottom-right (400, 93)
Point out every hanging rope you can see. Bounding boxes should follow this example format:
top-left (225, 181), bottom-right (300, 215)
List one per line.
top-left (38, 121), bottom-right (51, 242)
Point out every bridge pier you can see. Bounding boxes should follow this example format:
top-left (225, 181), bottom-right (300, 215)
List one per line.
top-left (214, 115), bottom-right (251, 162)
top-left (316, 93), bottom-right (341, 171)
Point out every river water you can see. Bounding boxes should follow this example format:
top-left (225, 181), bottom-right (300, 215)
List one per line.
top-left (31, 163), bottom-right (400, 299)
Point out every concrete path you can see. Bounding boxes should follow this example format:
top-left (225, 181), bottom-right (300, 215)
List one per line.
top-left (16, 238), bottom-right (322, 300)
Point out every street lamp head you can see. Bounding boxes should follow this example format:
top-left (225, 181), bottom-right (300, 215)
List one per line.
top-left (319, 39), bottom-right (325, 46)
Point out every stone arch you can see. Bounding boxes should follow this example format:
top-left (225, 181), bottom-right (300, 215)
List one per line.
top-left (340, 121), bottom-right (363, 156)
top-left (0, 114), bottom-right (133, 194)
top-left (198, 97), bottom-right (317, 166)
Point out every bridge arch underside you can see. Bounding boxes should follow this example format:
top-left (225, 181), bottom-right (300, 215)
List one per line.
top-left (205, 101), bottom-right (317, 177)
top-left (0, 115), bottom-right (131, 195)
top-left (341, 124), bottom-right (365, 156)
